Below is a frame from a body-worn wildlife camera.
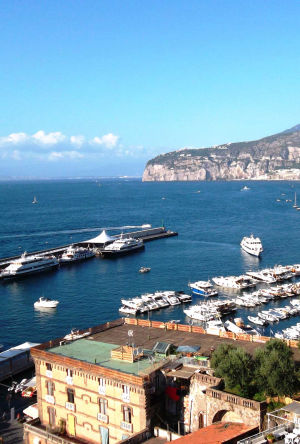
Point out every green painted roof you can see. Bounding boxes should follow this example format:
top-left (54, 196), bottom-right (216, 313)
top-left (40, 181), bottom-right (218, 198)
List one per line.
top-left (48, 339), bottom-right (163, 376)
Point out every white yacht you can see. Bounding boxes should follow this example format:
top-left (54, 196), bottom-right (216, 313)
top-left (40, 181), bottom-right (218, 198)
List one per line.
top-left (102, 236), bottom-right (144, 257)
top-left (64, 329), bottom-right (90, 341)
top-left (212, 276), bottom-right (250, 290)
top-left (34, 297), bottom-right (59, 309)
top-left (246, 270), bottom-right (276, 284)
top-left (59, 245), bottom-right (95, 263)
top-left (206, 319), bottom-right (226, 335)
top-left (240, 234), bottom-right (263, 257)
top-left (0, 253), bottom-right (59, 280)
top-left (247, 316), bottom-right (268, 326)
top-left (188, 280), bottom-right (218, 297)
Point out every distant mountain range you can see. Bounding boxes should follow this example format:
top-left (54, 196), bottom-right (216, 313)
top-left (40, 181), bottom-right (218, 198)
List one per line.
top-left (142, 124), bottom-right (300, 181)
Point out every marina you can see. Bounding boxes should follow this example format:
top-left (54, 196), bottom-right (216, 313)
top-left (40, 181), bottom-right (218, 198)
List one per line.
top-left (2, 180), bottom-right (300, 352)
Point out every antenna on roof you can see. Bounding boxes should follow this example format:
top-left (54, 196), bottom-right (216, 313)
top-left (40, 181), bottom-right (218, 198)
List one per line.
top-left (128, 329), bottom-right (133, 348)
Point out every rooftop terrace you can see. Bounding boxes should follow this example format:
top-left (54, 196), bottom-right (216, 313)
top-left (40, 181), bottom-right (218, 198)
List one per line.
top-left (48, 340), bottom-right (165, 376)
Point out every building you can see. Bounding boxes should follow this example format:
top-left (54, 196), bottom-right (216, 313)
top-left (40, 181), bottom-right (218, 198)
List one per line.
top-left (24, 319), bottom-right (267, 444)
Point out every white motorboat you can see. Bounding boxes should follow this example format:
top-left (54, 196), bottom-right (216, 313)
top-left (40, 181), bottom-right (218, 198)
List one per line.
top-left (139, 267), bottom-right (151, 273)
top-left (240, 234), bottom-right (263, 257)
top-left (0, 253), bottom-right (59, 280)
top-left (64, 329), bottom-right (90, 341)
top-left (176, 292), bottom-right (192, 303)
top-left (224, 320), bottom-right (244, 334)
top-left (212, 276), bottom-right (249, 290)
top-left (184, 308), bottom-right (215, 322)
top-left (258, 312), bottom-right (278, 323)
top-left (206, 319), bottom-right (226, 335)
top-left (102, 235), bottom-right (144, 257)
top-left (188, 280), bottom-right (218, 297)
top-left (119, 306), bottom-right (138, 315)
top-left (59, 245), bottom-right (95, 263)
top-left (34, 297), bottom-right (59, 309)
top-left (246, 270), bottom-right (276, 284)
top-left (241, 186), bottom-right (250, 191)
top-left (32, 196), bottom-right (38, 204)
top-left (247, 316), bottom-right (268, 326)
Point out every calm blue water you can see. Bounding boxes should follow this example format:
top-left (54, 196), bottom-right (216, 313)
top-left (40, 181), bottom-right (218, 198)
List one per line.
top-left (1, 179), bottom-right (300, 349)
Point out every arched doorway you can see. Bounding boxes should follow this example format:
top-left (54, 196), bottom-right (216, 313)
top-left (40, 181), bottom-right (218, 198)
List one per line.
top-left (198, 413), bottom-right (204, 429)
top-left (212, 410), bottom-right (228, 423)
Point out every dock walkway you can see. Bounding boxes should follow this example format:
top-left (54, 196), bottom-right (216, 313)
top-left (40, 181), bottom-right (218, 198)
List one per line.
top-left (0, 227), bottom-right (177, 269)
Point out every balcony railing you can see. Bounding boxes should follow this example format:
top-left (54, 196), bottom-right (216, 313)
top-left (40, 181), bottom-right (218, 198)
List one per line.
top-left (45, 395), bottom-right (55, 404)
top-left (65, 402), bottom-right (75, 412)
top-left (65, 376), bottom-right (73, 385)
top-left (98, 385), bottom-right (106, 395)
top-left (122, 392), bottom-right (130, 403)
top-left (121, 421), bottom-right (133, 432)
top-left (97, 413), bottom-right (108, 423)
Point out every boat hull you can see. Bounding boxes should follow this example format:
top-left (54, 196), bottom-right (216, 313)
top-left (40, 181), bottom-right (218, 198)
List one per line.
top-left (101, 244), bottom-right (145, 257)
top-left (0, 263), bottom-right (59, 281)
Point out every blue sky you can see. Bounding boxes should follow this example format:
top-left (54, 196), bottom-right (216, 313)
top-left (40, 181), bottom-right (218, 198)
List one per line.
top-left (1, 0), bottom-right (300, 177)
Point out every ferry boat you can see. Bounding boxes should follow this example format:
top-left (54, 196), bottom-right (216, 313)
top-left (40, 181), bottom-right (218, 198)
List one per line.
top-left (240, 234), bottom-right (263, 257)
top-left (59, 245), bottom-right (95, 263)
top-left (102, 236), bottom-right (144, 257)
top-left (34, 297), bottom-right (59, 309)
top-left (188, 280), bottom-right (218, 297)
top-left (0, 253), bottom-right (59, 280)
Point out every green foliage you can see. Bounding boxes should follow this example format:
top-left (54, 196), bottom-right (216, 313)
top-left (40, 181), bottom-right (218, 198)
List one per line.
top-left (255, 339), bottom-right (299, 397)
top-left (211, 344), bottom-right (254, 398)
top-left (211, 339), bottom-right (299, 400)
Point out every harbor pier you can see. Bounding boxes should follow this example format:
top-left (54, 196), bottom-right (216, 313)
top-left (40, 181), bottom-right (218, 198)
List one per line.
top-left (0, 226), bottom-right (178, 270)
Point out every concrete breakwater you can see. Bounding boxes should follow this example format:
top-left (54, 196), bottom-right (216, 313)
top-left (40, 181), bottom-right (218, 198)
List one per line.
top-left (0, 226), bottom-right (178, 270)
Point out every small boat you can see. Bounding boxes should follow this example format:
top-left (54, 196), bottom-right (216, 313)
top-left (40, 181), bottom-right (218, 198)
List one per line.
top-left (188, 280), bottom-right (218, 297)
top-left (64, 328), bottom-right (90, 341)
top-left (139, 267), bottom-right (151, 273)
top-left (34, 297), bottom-right (59, 309)
top-left (241, 186), bottom-right (250, 191)
top-left (247, 316), bottom-right (268, 326)
top-left (32, 196), bottom-right (38, 204)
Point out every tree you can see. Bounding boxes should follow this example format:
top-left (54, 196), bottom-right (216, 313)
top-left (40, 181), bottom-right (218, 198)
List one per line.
top-left (255, 339), bottom-right (299, 397)
top-left (211, 344), bottom-right (254, 397)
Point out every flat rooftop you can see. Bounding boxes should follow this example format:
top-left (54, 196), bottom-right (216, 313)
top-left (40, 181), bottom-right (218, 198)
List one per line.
top-left (48, 340), bottom-right (165, 376)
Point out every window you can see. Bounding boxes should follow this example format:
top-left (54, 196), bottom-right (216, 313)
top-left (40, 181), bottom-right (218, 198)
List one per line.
top-left (122, 406), bottom-right (132, 424)
top-left (122, 384), bottom-right (130, 402)
top-left (98, 378), bottom-right (105, 387)
top-left (67, 369), bottom-right (73, 377)
top-left (48, 407), bottom-right (55, 427)
top-left (46, 363), bottom-right (52, 371)
top-left (99, 398), bottom-right (107, 415)
top-left (67, 388), bottom-right (74, 404)
top-left (47, 381), bottom-right (54, 396)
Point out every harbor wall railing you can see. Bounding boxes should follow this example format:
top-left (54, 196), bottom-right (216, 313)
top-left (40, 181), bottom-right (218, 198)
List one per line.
top-left (124, 318), bottom-right (300, 349)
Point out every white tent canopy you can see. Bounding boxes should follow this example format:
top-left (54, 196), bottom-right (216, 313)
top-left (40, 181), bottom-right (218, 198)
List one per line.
top-left (86, 230), bottom-right (114, 245)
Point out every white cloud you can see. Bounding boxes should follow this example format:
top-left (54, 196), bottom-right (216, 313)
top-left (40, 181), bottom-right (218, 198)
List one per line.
top-left (48, 150), bottom-right (84, 161)
top-left (90, 133), bottom-right (119, 148)
top-left (32, 130), bottom-right (66, 145)
top-left (0, 132), bottom-right (29, 145)
top-left (70, 135), bottom-right (85, 146)
top-left (11, 150), bottom-right (21, 160)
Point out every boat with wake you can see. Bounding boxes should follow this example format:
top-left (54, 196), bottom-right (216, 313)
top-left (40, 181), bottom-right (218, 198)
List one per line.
top-left (34, 297), bottom-right (59, 309)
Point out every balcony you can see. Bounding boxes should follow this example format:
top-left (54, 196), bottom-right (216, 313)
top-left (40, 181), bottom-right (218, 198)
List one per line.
top-left (65, 376), bottom-right (73, 385)
top-left (97, 413), bottom-right (108, 423)
top-left (98, 385), bottom-right (106, 395)
top-left (121, 421), bottom-right (133, 432)
top-left (65, 402), bottom-right (75, 412)
top-left (122, 392), bottom-right (130, 403)
top-left (45, 395), bottom-right (55, 404)
top-left (46, 370), bottom-right (53, 378)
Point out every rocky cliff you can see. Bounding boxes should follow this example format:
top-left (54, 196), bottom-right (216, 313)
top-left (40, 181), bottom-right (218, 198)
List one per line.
top-left (142, 125), bottom-right (300, 181)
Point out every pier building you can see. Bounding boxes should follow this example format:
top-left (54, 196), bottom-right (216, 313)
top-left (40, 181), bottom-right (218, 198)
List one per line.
top-left (24, 319), bottom-right (269, 444)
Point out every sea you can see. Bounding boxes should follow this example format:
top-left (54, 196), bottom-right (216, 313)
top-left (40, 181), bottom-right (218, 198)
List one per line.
top-left (1, 179), bottom-right (300, 350)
